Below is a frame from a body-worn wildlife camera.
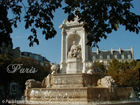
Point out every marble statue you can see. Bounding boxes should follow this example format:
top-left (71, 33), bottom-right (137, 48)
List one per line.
top-left (86, 62), bottom-right (103, 73)
top-left (86, 62), bottom-right (94, 74)
top-left (25, 79), bottom-right (35, 89)
top-left (97, 76), bottom-right (117, 92)
top-left (41, 74), bottom-right (51, 88)
top-left (68, 41), bottom-right (81, 59)
top-left (51, 64), bottom-right (60, 74)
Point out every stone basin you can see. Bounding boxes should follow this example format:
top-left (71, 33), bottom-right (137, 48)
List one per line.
top-left (24, 74), bottom-right (134, 103)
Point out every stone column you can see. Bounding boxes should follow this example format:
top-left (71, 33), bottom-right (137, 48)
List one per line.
top-left (60, 29), bottom-right (66, 73)
top-left (82, 29), bottom-right (86, 73)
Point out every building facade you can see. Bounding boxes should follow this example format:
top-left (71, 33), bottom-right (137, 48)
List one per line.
top-left (0, 42), bottom-right (50, 66)
top-left (21, 51), bottom-right (50, 66)
top-left (0, 42), bottom-right (20, 58)
top-left (92, 47), bottom-right (134, 68)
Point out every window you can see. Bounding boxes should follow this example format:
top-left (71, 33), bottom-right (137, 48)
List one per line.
top-left (34, 55), bottom-right (39, 60)
top-left (30, 54), bottom-right (34, 58)
top-left (9, 44), bottom-right (12, 48)
top-left (128, 54), bottom-right (131, 59)
top-left (107, 55), bottom-right (110, 60)
top-left (114, 55), bottom-right (117, 59)
top-left (27, 53), bottom-right (30, 56)
top-left (1, 49), bottom-right (5, 53)
top-left (121, 55), bottom-right (124, 59)
top-left (93, 56), bottom-right (96, 60)
top-left (24, 52), bottom-right (28, 56)
top-left (100, 55), bottom-right (103, 60)
top-left (2, 42), bottom-right (5, 46)
top-left (12, 85), bottom-right (17, 92)
top-left (38, 57), bottom-right (43, 61)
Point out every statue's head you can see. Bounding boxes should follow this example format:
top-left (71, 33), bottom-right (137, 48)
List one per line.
top-left (73, 41), bottom-right (76, 45)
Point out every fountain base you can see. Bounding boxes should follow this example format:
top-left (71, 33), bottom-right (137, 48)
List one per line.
top-left (22, 74), bottom-right (136, 103)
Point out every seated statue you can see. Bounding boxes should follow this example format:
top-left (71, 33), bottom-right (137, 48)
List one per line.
top-left (68, 41), bottom-right (81, 59)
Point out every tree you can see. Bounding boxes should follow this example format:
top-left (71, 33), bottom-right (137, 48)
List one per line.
top-left (11, 57), bottom-right (50, 89)
top-left (120, 61), bottom-right (130, 70)
top-left (118, 69), bottom-right (139, 91)
top-left (133, 61), bottom-right (140, 71)
top-left (0, 3), bottom-right (13, 47)
top-left (108, 59), bottom-right (121, 74)
top-left (93, 61), bottom-right (106, 73)
top-left (0, 0), bottom-right (140, 47)
top-left (129, 59), bottom-right (137, 69)
top-left (108, 59), bottom-right (140, 91)
top-left (0, 54), bottom-right (13, 100)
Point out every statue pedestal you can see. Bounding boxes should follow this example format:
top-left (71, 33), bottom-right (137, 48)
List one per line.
top-left (66, 58), bottom-right (82, 74)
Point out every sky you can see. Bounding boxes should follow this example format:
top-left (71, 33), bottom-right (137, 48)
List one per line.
top-left (11, 0), bottom-right (140, 63)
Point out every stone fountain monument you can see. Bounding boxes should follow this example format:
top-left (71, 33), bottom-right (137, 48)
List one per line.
top-left (21, 17), bottom-right (140, 105)
top-left (59, 17), bottom-right (92, 74)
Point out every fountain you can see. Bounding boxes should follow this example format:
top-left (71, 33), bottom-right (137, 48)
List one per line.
top-left (19, 16), bottom-right (140, 105)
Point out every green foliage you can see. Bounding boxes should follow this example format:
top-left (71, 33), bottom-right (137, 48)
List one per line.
top-left (0, 4), bottom-right (13, 47)
top-left (133, 61), bottom-right (140, 70)
top-left (118, 69), bottom-right (139, 91)
top-left (108, 59), bottom-right (140, 91)
top-left (93, 61), bottom-right (106, 73)
top-left (129, 59), bottom-right (137, 69)
top-left (64, 0), bottom-right (140, 47)
top-left (108, 59), bottom-right (121, 74)
top-left (0, 0), bottom-right (140, 47)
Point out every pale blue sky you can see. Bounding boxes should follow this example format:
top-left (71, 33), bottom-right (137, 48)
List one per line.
top-left (11, 0), bottom-right (140, 63)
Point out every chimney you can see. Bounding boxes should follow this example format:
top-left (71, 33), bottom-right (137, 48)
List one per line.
top-left (111, 48), bottom-right (113, 54)
top-left (131, 46), bottom-right (134, 59)
top-left (119, 48), bottom-right (122, 54)
top-left (97, 48), bottom-right (99, 54)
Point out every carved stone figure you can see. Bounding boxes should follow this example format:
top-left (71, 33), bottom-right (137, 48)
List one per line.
top-left (86, 62), bottom-right (103, 73)
top-left (97, 76), bottom-right (117, 92)
top-left (25, 79), bottom-right (41, 89)
top-left (41, 74), bottom-right (51, 88)
top-left (68, 41), bottom-right (81, 59)
top-left (25, 79), bottom-right (35, 89)
top-left (86, 62), bottom-right (94, 74)
top-left (51, 64), bottom-right (60, 74)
